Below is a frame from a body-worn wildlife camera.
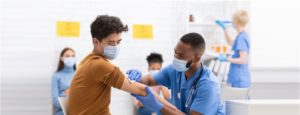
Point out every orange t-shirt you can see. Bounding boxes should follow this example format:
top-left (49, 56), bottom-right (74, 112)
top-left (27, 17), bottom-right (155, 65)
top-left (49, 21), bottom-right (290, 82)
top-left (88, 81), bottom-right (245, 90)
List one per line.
top-left (67, 52), bottom-right (125, 115)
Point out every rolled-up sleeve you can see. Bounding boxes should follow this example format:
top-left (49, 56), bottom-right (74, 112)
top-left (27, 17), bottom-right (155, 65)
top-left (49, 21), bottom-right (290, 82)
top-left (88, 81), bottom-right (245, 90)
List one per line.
top-left (234, 34), bottom-right (249, 51)
top-left (90, 60), bottom-right (125, 89)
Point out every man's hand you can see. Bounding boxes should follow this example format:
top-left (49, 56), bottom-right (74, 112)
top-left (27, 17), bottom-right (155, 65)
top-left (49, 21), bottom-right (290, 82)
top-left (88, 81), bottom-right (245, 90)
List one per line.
top-left (126, 69), bottom-right (142, 82)
top-left (131, 87), bottom-right (163, 112)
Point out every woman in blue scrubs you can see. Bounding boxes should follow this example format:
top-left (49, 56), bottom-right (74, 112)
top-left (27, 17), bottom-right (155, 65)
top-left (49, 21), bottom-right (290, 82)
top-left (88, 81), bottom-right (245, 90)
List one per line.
top-left (216, 10), bottom-right (251, 88)
top-left (52, 47), bottom-right (76, 115)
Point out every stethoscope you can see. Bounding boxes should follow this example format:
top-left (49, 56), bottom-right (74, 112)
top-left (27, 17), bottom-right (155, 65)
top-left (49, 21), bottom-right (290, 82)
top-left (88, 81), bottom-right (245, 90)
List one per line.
top-left (177, 64), bottom-right (203, 110)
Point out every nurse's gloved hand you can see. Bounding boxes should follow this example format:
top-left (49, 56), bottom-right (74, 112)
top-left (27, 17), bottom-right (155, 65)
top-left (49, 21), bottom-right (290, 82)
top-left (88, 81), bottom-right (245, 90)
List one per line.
top-left (126, 69), bottom-right (142, 82)
top-left (131, 87), bottom-right (164, 112)
top-left (215, 20), bottom-right (226, 30)
top-left (217, 54), bottom-right (228, 62)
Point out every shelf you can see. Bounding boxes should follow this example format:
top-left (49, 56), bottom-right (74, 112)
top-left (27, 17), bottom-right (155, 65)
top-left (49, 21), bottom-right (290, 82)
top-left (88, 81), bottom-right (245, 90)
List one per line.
top-left (188, 23), bottom-right (217, 27)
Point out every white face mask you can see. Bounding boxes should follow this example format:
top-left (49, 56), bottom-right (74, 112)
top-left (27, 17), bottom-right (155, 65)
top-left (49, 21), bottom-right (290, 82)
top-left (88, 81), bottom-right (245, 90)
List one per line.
top-left (104, 45), bottom-right (120, 60)
top-left (172, 57), bottom-right (188, 72)
top-left (63, 57), bottom-right (76, 68)
top-left (149, 70), bottom-right (160, 77)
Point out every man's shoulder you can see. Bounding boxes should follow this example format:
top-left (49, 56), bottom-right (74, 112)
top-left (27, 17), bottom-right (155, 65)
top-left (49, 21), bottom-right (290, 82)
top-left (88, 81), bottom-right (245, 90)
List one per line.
top-left (81, 52), bottom-right (111, 66)
top-left (78, 53), bottom-right (115, 73)
top-left (200, 65), bottom-right (220, 85)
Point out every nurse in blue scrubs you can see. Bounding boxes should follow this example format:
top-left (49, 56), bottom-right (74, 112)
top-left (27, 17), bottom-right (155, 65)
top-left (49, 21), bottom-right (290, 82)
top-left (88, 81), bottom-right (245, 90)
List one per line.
top-left (128, 33), bottom-right (225, 115)
top-left (51, 47), bottom-right (76, 115)
top-left (216, 10), bottom-right (251, 88)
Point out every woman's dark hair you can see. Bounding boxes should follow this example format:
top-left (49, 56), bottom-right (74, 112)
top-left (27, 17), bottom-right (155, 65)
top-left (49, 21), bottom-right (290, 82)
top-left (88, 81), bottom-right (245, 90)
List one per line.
top-left (90, 15), bottom-right (128, 41)
top-left (146, 53), bottom-right (163, 66)
top-left (56, 47), bottom-right (76, 72)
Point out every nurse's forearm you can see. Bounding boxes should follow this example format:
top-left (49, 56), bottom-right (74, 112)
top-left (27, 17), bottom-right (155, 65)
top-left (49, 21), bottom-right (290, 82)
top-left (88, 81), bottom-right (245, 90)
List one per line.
top-left (152, 90), bottom-right (178, 111)
top-left (140, 76), bottom-right (149, 85)
top-left (160, 107), bottom-right (185, 115)
top-left (228, 57), bottom-right (248, 64)
top-left (140, 75), bottom-right (157, 86)
top-left (161, 86), bottom-right (170, 100)
top-left (228, 51), bottom-right (248, 64)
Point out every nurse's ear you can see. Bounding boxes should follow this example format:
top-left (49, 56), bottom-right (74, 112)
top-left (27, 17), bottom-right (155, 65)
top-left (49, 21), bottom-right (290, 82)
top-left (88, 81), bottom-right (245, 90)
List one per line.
top-left (193, 53), bottom-right (201, 63)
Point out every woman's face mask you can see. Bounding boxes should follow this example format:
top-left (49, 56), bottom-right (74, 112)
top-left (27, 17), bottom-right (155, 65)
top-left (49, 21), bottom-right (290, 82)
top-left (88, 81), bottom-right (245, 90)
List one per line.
top-left (63, 57), bottom-right (76, 68)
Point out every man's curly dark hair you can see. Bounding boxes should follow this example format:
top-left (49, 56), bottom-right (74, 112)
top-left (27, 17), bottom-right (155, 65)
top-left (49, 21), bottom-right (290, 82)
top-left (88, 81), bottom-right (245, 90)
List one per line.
top-left (90, 15), bottom-right (128, 41)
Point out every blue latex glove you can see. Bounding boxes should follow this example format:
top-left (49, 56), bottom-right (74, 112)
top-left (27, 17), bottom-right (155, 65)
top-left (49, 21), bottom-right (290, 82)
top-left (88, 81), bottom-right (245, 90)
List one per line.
top-left (131, 87), bottom-right (164, 112)
top-left (218, 54), bottom-right (228, 62)
top-left (215, 20), bottom-right (226, 30)
top-left (126, 69), bottom-right (142, 82)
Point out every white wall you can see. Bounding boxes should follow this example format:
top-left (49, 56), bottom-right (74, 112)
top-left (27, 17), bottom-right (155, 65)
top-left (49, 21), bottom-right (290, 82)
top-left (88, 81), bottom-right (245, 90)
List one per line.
top-left (1, 0), bottom-right (299, 115)
top-left (250, 0), bottom-right (300, 69)
top-left (0, 0), bottom-right (179, 114)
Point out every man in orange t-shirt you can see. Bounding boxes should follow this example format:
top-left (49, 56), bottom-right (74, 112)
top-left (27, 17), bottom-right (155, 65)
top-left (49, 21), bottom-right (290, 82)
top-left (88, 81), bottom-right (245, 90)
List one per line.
top-left (67, 15), bottom-right (180, 115)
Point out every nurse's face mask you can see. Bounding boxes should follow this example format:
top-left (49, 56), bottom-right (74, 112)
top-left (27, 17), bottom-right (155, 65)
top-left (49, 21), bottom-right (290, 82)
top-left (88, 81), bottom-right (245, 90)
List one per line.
top-left (93, 33), bottom-right (122, 60)
top-left (172, 42), bottom-right (195, 72)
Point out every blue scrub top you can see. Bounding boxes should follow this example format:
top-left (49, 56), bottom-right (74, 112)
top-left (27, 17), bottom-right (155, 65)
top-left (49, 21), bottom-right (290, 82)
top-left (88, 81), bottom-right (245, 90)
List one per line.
top-left (154, 64), bottom-right (225, 115)
top-left (228, 31), bottom-right (251, 88)
top-left (52, 67), bottom-right (75, 115)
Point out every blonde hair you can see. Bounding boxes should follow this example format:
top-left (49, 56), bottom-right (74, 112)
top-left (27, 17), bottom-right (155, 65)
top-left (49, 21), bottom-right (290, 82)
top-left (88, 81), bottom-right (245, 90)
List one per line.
top-left (233, 10), bottom-right (249, 27)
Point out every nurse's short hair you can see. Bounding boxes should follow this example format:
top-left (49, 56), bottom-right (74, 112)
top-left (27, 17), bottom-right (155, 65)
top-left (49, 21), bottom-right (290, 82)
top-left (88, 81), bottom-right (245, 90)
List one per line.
top-left (233, 10), bottom-right (249, 27)
top-left (180, 32), bottom-right (206, 54)
top-left (90, 15), bottom-right (128, 41)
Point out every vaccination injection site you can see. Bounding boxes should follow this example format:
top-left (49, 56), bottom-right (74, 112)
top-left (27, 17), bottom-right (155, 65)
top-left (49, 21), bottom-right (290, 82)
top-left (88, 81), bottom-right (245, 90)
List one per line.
top-left (1, 0), bottom-right (300, 115)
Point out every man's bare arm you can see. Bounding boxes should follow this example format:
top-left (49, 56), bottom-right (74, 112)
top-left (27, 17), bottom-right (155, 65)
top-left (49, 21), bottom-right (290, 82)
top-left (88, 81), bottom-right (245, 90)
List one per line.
top-left (120, 78), bottom-right (147, 96)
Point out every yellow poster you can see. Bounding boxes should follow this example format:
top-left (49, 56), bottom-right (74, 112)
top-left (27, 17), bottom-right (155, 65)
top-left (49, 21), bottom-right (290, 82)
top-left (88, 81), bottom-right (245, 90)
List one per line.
top-left (132, 24), bottom-right (153, 39)
top-left (56, 21), bottom-right (80, 37)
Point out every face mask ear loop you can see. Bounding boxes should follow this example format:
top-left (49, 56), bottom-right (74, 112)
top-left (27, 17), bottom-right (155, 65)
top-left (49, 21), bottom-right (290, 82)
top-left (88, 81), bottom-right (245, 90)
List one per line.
top-left (186, 60), bottom-right (192, 68)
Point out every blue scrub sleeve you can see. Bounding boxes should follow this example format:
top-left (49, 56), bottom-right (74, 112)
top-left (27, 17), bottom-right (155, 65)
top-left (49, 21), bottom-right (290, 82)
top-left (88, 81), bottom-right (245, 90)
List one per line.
top-left (51, 74), bottom-right (62, 109)
top-left (190, 81), bottom-right (220, 115)
top-left (153, 65), bottom-right (172, 88)
top-left (234, 35), bottom-right (249, 51)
